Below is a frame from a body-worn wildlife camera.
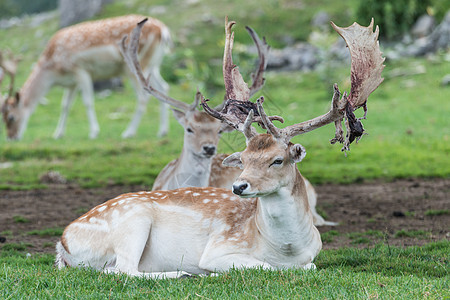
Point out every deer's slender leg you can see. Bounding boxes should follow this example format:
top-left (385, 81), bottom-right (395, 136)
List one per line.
top-left (76, 69), bottom-right (100, 139)
top-left (53, 87), bottom-right (77, 139)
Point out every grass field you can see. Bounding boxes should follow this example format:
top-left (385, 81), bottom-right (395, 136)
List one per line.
top-left (0, 0), bottom-right (449, 298)
top-left (0, 241), bottom-right (448, 298)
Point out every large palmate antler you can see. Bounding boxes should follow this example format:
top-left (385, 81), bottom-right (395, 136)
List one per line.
top-left (201, 17), bottom-right (283, 136)
top-left (119, 19), bottom-right (192, 112)
top-left (208, 19), bottom-right (385, 152)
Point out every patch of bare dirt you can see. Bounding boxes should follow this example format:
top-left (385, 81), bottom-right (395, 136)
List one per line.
top-left (0, 178), bottom-right (448, 254)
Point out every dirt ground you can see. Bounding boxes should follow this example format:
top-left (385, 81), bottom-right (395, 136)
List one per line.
top-left (0, 178), bottom-right (448, 254)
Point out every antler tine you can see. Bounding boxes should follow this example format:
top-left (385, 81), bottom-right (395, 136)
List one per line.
top-left (276, 20), bottom-right (384, 152)
top-left (256, 97), bottom-right (281, 138)
top-left (119, 19), bottom-right (190, 112)
top-left (189, 89), bottom-right (204, 111)
top-left (223, 16), bottom-right (250, 101)
top-left (246, 26), bottom-right (270, 98)
top-left (278, 84), bottom-right (346, 143)
top-left (243, 109), bottom-right (257, 141)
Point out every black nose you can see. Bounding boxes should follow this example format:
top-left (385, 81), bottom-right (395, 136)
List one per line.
top-left (232, 183), bottom-right (248, 195)
top-left (203, 145), bottom-right (216, 156)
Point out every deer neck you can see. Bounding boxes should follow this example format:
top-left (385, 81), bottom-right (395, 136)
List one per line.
top-left (254, 169), bottom-right (319, 257)
top-left (175, 145), bottom-right (213, 187)
top-left (17, 61), bottom-right (55, 135)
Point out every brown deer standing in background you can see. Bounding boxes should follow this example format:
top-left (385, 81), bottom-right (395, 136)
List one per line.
top-left (121, 18), bottom-right (336, 225)
top-left (55, 18), bottom-right (383, 278)
top-left (1, 15), bottom-right (171, 140)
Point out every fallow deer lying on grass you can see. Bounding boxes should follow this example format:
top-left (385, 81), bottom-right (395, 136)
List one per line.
top-left (56, 18), bottom-right (384, 278)
top-left (1, 15), bottom-right (171, 140)
top-left (122, 18), bottom-right (336, 226)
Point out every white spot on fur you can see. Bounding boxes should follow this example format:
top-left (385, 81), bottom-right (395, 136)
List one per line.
top-left (185, 190), bottom-right (192, 194)
top-left (203, 199), bottom-right (210, 204)
top-left (97, 206), bottom-right (106, 212)
top-left (193, 193), bottom-right (200, 196)
top-left (213, 199), bottom-right (219, 204)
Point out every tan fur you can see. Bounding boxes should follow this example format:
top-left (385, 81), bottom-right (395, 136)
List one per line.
top-left (2, 15), bottom-right (171, 140)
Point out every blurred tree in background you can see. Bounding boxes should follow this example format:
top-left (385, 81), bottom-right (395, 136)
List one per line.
top-left (0, 0), bottom-right (57, 18)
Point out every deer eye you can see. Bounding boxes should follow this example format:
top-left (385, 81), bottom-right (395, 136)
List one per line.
top-left (186, 127), bottom-right (194, 133)
top-left (270, 158), bottom-right (284, 166)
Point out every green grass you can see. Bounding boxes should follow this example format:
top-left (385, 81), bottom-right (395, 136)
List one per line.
top-left (26, 227), bottom-right (64, 237)
top-left (425, 209), bottom-right (449, 216)
top-left (395, 229), bottom-right (432, 238)
top-left (0, 241), bottom-right (448, 298)
top-left (12, 215), bottom-right (30, 223)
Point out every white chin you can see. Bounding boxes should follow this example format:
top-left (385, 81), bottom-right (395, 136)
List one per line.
top-left (237, 192), bottom-right (258, 198)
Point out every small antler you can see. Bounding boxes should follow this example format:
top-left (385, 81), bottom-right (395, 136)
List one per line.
top-left (119, 19), bottom-right (191, 112)
top-left (255, 20), bottom-right (385, 153)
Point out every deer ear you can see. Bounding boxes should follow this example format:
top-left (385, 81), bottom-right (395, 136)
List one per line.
top-left (290, 144), bottom-right (306, 163)
top-left (222, 152), bottom-right (243, 168)
top-left (172, 109), bottom-right (186, 126)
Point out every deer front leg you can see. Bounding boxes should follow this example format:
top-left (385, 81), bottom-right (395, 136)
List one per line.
top-left (53, 87), bottom-right (77, 139)
top-left (199, 252), bottom-right (273, 273)
top-left (76, 69), bottom-right (100, 139)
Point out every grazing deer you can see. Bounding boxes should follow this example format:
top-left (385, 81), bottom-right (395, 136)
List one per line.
top-left (56, 18), bottom-right (383, 278)
top-left (1, 15), bottom-right (171, 140)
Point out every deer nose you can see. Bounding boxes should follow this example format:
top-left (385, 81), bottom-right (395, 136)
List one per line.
top-left (203, 145), bottom-right (216, 156)
top-left (232, 182), bottom-right (249, 195)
